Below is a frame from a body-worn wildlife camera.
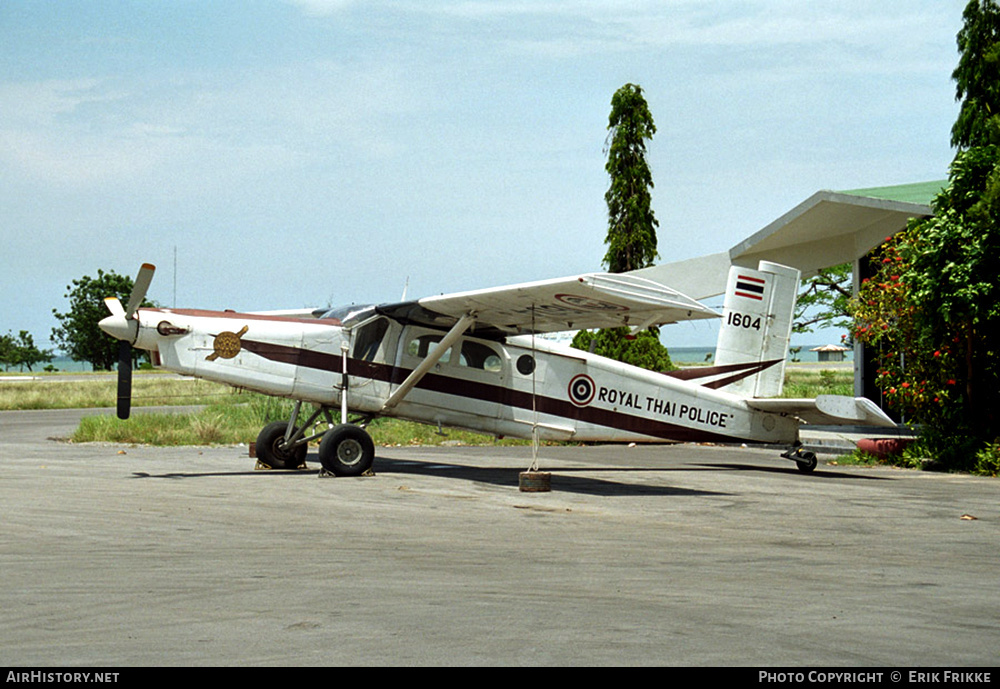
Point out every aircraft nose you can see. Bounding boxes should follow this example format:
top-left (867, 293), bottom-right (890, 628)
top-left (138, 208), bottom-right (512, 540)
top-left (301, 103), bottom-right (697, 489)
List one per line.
top-left (99, 313), bottom-right (133, 341)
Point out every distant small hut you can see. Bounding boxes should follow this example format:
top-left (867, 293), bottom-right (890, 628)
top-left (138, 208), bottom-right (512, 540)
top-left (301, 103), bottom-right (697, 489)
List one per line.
top-left (811, 344), bottom-right (850, 362)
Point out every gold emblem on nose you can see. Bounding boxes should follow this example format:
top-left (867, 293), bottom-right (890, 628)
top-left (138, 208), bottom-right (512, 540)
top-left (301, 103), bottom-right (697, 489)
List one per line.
top-left (206, 325), bottom-right (249, 361)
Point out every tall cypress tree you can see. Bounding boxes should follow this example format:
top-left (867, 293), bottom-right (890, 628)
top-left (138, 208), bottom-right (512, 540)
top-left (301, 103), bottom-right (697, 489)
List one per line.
top-left (572, 84), bottom-right (674, 372)
top-left (602, 83), bottom-right (659, 273)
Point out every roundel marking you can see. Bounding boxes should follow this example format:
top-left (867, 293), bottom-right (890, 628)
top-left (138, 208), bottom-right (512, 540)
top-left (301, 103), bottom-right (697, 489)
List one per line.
top-left (206, 325), bottom-right (249, 361)
top-left (568, 374), bottom-right (596, 407)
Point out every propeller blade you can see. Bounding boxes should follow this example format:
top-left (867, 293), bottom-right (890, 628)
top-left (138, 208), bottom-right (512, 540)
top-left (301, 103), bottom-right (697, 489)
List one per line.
top-left (117, 340), bottom-right (132, 420)
top-left (125, 263), bottom-right (156, 319)
top-left (102, 263), bottom-right (153, 418)
top-left (104, 297), bottom-right (125, 318)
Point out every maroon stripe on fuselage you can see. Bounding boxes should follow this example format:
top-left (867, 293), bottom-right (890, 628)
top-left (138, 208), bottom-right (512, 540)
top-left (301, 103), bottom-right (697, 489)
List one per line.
top-left (240, 338), bottom-right (747, 444)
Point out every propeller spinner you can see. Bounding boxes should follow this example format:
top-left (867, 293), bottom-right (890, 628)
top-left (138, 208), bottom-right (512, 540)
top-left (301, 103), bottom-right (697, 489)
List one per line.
top-left (98, 263), bottom-right (155, 419)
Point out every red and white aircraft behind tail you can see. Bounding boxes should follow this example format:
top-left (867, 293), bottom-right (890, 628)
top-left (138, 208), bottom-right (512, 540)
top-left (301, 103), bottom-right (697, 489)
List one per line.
top-left (99, 261), bottom-right (893, 476)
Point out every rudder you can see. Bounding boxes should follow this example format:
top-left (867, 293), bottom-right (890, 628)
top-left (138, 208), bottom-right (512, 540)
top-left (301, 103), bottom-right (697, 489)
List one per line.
top-left (713, 261), bottom-right (800, 398)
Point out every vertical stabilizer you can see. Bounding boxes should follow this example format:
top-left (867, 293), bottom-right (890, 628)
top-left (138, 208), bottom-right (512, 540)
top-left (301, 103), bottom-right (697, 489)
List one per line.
top-left (713, 261), bottom-right (800, 398)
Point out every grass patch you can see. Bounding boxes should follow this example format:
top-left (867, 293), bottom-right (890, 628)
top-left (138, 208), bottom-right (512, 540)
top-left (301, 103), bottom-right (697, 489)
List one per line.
top-left (832, 446), bottom-right (928, 471)
top-left (0, 374), bottom-right (240, 411)
top-left (72, 408), bottom-right (238, 446)
top-left (70, 393), bottom-right (527, 448)
top-left (364, 417), bottom-right (530, 447)
top-left (781, 368), bottom-right (853, 397)
top-left (71, 394), bottom-right (298, 446)
top-left (830, 449), bottom-right (883, 467)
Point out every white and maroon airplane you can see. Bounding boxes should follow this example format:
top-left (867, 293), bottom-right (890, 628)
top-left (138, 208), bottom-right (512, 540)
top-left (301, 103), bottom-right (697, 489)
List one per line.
top-left (99, 260), bottom-right (892, 476)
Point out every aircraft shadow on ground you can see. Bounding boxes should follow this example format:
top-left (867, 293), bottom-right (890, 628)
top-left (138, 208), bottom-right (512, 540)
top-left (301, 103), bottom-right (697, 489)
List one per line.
top-left (374, 456), bottom-right (728, 497)
top-left (692, 463), bottom-right (892, 480)
top-left (130, 456), bottom-right (727, 498)
top-left (126, 452), bottom-right (889, 494)
top-left (129, 469), bottom-right (318, 480)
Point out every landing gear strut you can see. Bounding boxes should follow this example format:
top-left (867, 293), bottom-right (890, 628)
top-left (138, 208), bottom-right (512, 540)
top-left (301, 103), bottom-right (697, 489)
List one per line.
top-left (254, 401), bottom-right (335, 471)
top-left (254, 401), bottom-right (376, 477)
top-left (781, 442), bottom-right (818, 473)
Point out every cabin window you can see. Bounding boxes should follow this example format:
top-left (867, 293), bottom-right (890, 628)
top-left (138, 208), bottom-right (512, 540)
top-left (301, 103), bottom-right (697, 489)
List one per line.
top-left (460, 341), bottom-right (502, 372)
top-left (353, 318), bottom-right (389, 362)
top-left (516, 354), bottom-right (535, 376)
top-left (406, 334), bottom-right (452, 364)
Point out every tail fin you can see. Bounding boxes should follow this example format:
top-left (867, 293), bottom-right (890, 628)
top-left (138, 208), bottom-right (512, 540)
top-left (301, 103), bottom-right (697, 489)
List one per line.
top-left (712, 261), bottom-right (800, 398)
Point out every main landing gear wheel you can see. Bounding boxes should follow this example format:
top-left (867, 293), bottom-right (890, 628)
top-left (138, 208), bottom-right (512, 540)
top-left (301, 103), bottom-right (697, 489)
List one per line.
top-left (255, 421), bottom-right (308, 470)
top-left (319, 424), bottom-right (375, 477)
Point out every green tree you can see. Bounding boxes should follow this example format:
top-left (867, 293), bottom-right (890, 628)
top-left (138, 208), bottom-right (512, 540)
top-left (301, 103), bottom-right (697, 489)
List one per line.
top-left (0, 331), bottom-right (54, 372)
top-left (602, 83), bottom-right (659, 273)
top-left (52, 269), bottom-right (153, 371)
top-left (571, 327), bottom-right (675, 372)
top-left (11, 330), bottom-right (54, 372)
top-left (572, 84), bottom-right (674, 371)
top-left (0, 332), bottom-right (14, 371)
top-left (793, 263), bottom-right (853, 337)
top-left (951, 0), bottom-right (1000, 149)
top-left (904, 146), bottom-right (999, 431)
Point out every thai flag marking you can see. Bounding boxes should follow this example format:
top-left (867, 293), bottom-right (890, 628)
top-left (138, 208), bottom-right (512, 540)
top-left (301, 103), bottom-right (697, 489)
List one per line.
top-left (735, 275), bottom-right (765, 300)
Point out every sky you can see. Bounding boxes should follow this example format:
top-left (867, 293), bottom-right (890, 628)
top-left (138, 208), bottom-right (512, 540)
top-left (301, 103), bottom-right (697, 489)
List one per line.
top-left (0, 0), bottom-right (968, 354)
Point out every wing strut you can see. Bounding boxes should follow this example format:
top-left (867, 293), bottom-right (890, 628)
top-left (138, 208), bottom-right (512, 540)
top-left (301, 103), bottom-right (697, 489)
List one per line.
top-left (380, 313), bottom-right (476, 412)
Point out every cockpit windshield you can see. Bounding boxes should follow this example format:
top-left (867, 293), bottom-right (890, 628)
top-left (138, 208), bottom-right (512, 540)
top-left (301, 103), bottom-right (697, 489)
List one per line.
top-left (316, 304), bottom-right (376, 325)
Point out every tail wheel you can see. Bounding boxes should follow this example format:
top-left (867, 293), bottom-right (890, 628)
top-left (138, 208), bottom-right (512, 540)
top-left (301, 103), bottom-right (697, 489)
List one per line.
top-left (256, 421), bottom-right (308, 470)
top-left (319, 424), bottom-right (375, 477)
top-left (795, 451), bottom-right (818, 473)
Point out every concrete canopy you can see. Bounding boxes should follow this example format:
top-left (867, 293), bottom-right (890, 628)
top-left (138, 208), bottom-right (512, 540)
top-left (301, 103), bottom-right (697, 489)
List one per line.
top-left (728, 181), bottom-right (943, 278)
top-left (633, 180), bottom-right (945, 299)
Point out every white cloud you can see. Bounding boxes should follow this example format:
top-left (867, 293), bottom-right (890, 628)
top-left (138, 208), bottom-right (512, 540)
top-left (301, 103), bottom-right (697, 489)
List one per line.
top-left (284, 0), bottom-right (354, 17)
top-left (384, 0), bottom-right (957, 73)
top-left (0, 78), bottom-right (111, 125)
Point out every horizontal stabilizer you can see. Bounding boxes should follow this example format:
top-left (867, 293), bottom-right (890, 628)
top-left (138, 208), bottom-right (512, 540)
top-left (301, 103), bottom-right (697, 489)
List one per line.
top-left (746, 395), bottom-right (896, 428)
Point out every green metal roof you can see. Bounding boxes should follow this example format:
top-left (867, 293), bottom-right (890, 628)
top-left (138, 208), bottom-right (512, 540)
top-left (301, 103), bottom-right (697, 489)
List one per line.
top-left (838, 180), bottom-right (947, 206)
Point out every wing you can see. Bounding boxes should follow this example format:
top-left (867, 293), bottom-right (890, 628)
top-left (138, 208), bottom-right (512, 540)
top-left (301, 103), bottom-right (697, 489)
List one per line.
top-left (375, 272), bottom-right (719, 338)
top-left (746, 395), bottom-right (897, 428)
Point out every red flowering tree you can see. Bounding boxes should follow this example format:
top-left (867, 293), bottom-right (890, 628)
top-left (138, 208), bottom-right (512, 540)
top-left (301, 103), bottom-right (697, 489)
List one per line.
top-left (850, 144), bottom-right (1000, 471)
top-left (849, 2), bottom-right (1000, 473)
top-left (850, 232), bottom-right (966, 428)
